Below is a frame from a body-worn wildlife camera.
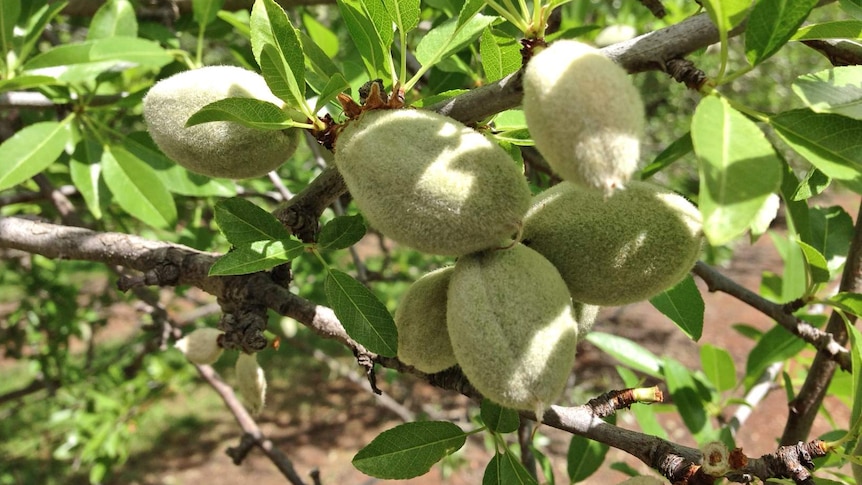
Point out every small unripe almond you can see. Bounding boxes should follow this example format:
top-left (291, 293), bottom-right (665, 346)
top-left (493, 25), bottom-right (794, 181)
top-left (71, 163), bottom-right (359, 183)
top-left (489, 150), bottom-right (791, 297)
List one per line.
top-left (447, 244), bottom-right (579, 413)
top-left (395, 266), bottom-right (457, 373)
top-left (523, 40), bottom-right (645, 195)
top-left (334, 109), bottom-right (531, 256)
top-left (143, 65), bottom-right (301, 179)
top-left (523, 181), bottom-right (702, 306)
top-left (175, 328), bottom-right (224, 365)
top-left (235, 352), bottom-right (267, 415)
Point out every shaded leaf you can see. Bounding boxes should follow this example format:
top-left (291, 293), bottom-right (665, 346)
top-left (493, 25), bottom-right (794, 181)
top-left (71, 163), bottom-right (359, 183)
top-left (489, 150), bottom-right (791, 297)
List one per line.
top-left (0, 0), bottom-right (19, 59)
top-left (744, 325), bottom-right (807, 390)
top-left (692, 96), bottom-right (782, 245)
top-left (641, 132), bottom-right (693, 180)
top-left (337, 0), bottom-right (389, 79)
top-left (809, 205), bottom-right (854, 275)
top-left (567, 434), bottom-right (608, 483)
top-left (483, 450), bottom-right (538, 485)
top-left (829, 292), bottom-right (862, 318)
top-left (792, 168), bottom-right (830, 201)
top-left (214, 197), bottom-right (292, 244)
top-left (0, 120), bottom-right (72, 191)
top-left (770, 109), bottom-right (862, 194)
top-left (797, 240), bottom-right (831, 285)
top-left (793, 66), bottom-right (862, 120)
top-left (650, 275), bottom-right (704, 341)
top-left (193, 0), bottom-right (225, 27)
top-left (102, 145), bottom-right (177, 228)
top-left (326, 269), bottom-right (397, 357)
top-left (663, 357), bottom-right (710, 437)
top-left (480, 399), bottom-right (519, 434)
top-left (318, 215), bottom-right (367, 252)
top-left (69, 139), bottom-right (106, 219)
top-left (353, 421), bottom-right (466, 479)
top-left (617, 366), bottom-right (669, 440)
top-left (745, 0), bottom-right (816, 65)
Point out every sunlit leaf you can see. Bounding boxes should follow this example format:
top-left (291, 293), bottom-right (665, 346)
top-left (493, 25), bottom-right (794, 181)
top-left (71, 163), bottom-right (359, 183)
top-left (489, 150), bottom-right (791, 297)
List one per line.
top-left (415, 14), bottom-right (496, 70)
top-left (700, 344), bottom-right (736, 392)
top-left (0, 119), bottom-right (73, 191)
top-left (793, 66), bottom-right (862, 120)
top-left (791, 20), bottom-right (862, 40)
top-left (88, 0), bottom-right (137, 39)
top-left (480, 27), bottom-right (521, 83)
top-left (186, 97), bottom-right (294, 130)
top-left (214, 197), bottom-right (292, 244)
top-left (585, 332), bottom-right (662, 378)
top-left (193, 0), bottom-right (225, 27)
top-left (209, 239), bottom-right (303, 275)
top-left (102, 145), bottom-right (177, 228)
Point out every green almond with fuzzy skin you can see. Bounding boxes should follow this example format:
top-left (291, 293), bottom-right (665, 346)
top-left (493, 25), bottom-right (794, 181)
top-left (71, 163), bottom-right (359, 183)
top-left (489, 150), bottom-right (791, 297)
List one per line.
top-left (334, 109), bottom-right (531, 256)
top-left (523, 40), bottom-right (645, 196)
top-left (143, 65), bottom-right (301, 179)
top-left (523, 181), bottom-right (703, 306)
top-left (395, 266), bottom-right (457, 373)
top-left (447, 244), bottom-right (579, 413)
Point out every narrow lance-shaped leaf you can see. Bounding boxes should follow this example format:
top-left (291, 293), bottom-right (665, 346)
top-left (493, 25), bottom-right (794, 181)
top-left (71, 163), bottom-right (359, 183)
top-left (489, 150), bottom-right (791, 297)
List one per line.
top-left (250, 0), bottom-right (306, 106)
top-left (663, 357), bottom-right (710, 437)
top-left (640, 131), bottom-right (693, 180)
top-left (16, 1), bottom-right (68, 62)
top-left (792, 66), bottom-right (862, 120)
top-left (193, 0), bottom-right (225, 27)
top-left (186, 97), bottom-right (295, 131)
top-left (415, 14), bottom-right (497, 71)
top-left (480, 27), bottom-right (521, 83)
top-left (352, 421), bottom-right (467, 479)
top-left (791, 20), bottom-right (862, 40)
top-left (769, 109), bottom-right (862, 194)
top-left (0, 0), bottom-right (19, 61)
top-left (650, 275), bottom-right (704, 341)
top-left (382, 0), bottom-right (420, 34)
top-left (0, 119), bottom-right (73, 191)
top-left (337, 0), bottom-right (389, 79)
top-left (69, 139), bottom-right (105, 220)
top-left (325, 269), bottom-right (397, 357)
top-left (214, 197), bottom-right (292, 245)
top-left (796, 240), bottom-right (831, 286)
top-left (745, 0), bottom-right (816, 66)
top-left (209, 240), bottom-right (304, 276)
top-left (567, 434), bottom-right (609, 483)
top-left (692, 95), bottom-right (782, 246)
top-left (259, 43), bottom-right (305, 110)
top-left (585, 332), bottom-right (663, 378)
top-left (101, 145), bottom-right (177, 229)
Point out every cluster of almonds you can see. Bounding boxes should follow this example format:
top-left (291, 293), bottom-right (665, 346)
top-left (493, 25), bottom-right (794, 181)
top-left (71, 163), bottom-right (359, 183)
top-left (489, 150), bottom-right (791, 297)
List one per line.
top-left (334, 40), bottom-right (704, 413)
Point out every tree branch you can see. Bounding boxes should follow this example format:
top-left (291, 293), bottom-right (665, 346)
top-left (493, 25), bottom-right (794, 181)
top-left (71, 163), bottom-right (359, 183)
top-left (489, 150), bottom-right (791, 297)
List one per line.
top-left (692, 261), bottom-right (851, 371)
top-left (782, 197), bottom-right (862, 444)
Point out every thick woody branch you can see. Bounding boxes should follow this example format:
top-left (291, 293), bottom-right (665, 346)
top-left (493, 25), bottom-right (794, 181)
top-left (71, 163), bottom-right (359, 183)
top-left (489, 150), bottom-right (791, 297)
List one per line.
top-left (692, 261), bottom-right (851, 371)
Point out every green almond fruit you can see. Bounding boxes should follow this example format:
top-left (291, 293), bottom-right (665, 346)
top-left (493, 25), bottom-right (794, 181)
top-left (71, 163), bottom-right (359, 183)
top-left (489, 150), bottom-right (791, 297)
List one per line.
top-left (395, 266), bottom-right (457, 373)
top-left (334, 109), bottom-right (531, 256)
top-left (523, 181), bottom-right (703, 306)
top-left (447, 244), bottom-right (579, 413)
top-left (523, 40), bottom-right (645, 195)
top-left (143, 65), bottom-right (300, 179)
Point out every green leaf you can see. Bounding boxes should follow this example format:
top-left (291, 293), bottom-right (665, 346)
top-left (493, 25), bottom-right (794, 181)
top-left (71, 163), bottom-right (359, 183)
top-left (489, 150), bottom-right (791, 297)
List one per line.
top-left (846, 322), bottom-right (862, 429)
top-left (361, 0), bottom-right (393, 49)
top-left (617, 367), bottom-right (669, 440)
top-left (778, 158), bottom-right (812, 243)
top-left (770, 232), bottom-right (807, 302)
top-left (0, 119), bottom-right (72, 191)
top-left (214, 197), bottom-right (292, 245)
top-left (0, 75), bottom-right (59, 93)
top-left (16, 1), bottom-right (67, 62)
top-left (193, 0), bottom-right (225, 27)
top-left (692, 95), bottom-right (782, 245)
top-left (797, 240), bottom-right (831, 286)
top-left (585, 332), bottom-right (662, 378)
top-left (259, 43), bottom-right (305, 109)
top-left (744, 325), bottom-right (807, 389)
top-left (745, 0), bottom-right (816, 66)
top-left (457, 0), bottom-right (486, 28)
top-left (69, 139), bottom-right (106, 219)
top-left (700, 344), bottom-right (736, 392)
top-left (313, 72), bottom-right (351, 113)
top-left (829, 292), bottom-right (862, 318)
top-left (483, 450), bottom-right (538, 485)
top-left (208, 239), bottom-right (304, 275)
top-left (663, 357), bottom-right (709, 437)
top-left (301, 12), bottom-right (339, 58)
top-left (792, 66), bottom-right (862, 120)
top-left (123, 132), bottom-right (236, 197)
top-left (337, 0), bottom-right (389, 79)
top-left (186, 97), bottom-right (294, 130)
top-left (300, 29), bottom-right (344, 84)
top-left (700, 0), bottom-right (750, 31)
top-left (840, 0), bottom-right (862, 19)
top-left (769, 109), bottom-right (862, 194)
top-left (250, 0), bottom-right (305, 104)
top-left (23, 37), bottom-right (172, 71)
top-left (318, 215), bottom-right (367, 252)
top-left (791, 20), bottom-right (862, 40)
top-left (218, 10), bottom-right (250, 37)
top-left (640, 132), bottom-right (693, 180)
top-left (101, 146), bottom-right (177, 228)
top-left (88, 0), bottom-right (138, 40)
top-left (809, 205), bottom-right (854, 276)
top-left (567, 434), bottom-right (608, 483)
top-left (793, 168), bottom-right (831, 201)
top-left (480, 399), bottom-right (520, 434)
top-left (415, 14), bottom-right (497, 70)
top-left (325, 269), bottom-right (398, 357)
top-left (0, 0), bottom-right (19, 61)
top-left (480, 27), bottom-right (521, 83)
top-left (383, 0), bottom-right (420, 34)
top-left (649, 275), bottom-right (704, 341)
top-left (352, 421), bottom-right (466, 479)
